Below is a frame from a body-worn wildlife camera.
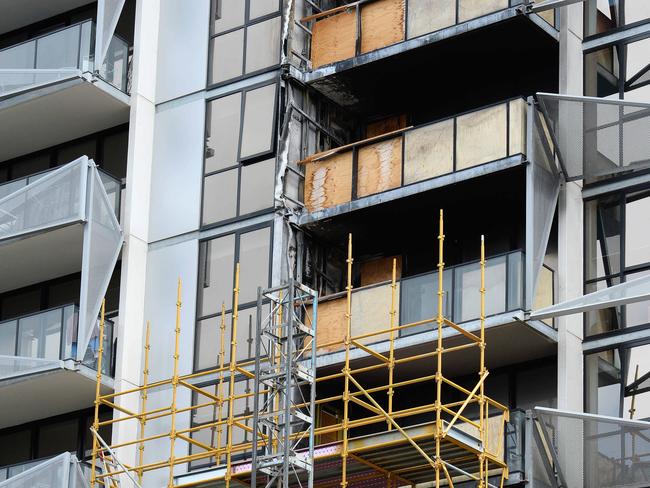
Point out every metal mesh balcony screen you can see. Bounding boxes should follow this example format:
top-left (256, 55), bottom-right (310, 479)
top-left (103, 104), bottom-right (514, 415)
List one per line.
top-left (0, 355), bottom-right (61, 381)
top-left (537, 93), bottom-right (650, 181)
top-left (96, 0), bottom-right (126, 68)
top-left (526, 107), bottom-right (561, 310)
top-left (78, 168), bottom-right (122, 361)
top-left (530, 272), bottom-right (650, 320)
top-left (0, 156), bottom-right (86, 241)
top-left (0, 453), bottom-right (72, 488)
top-left (532, 407), bottom-right (650, 488)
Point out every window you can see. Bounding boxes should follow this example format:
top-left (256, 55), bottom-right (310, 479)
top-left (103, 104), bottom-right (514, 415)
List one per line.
top-left (195, 225), bottom-right (272, 371)
top-left (584, 189), bottom-right (650, 337)
top-left (202, 82), bottom-right (277, 227)
top-left (586, 341), bottom-right (650, 420)
top-left (208, 0), bottom-right (282, 86)
top-left (585, 0), bottom-right (650, 37)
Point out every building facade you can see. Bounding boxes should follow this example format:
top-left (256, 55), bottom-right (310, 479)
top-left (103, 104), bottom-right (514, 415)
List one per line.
top-left (0, 0), bottom-right (649, 487)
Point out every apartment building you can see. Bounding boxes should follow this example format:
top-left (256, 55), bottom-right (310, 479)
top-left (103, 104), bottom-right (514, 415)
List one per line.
top-left (0, 0), bottom-right (649, 487)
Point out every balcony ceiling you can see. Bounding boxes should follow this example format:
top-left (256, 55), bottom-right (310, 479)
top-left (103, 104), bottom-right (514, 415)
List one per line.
top-left (0, 76), bottom-right (129, 163)
top-left (0, 0), bottom-right (94, 35)
top-left (0, 366), bottom-right (111, 428)
top-left (0, 223), bottom-right (83, 293)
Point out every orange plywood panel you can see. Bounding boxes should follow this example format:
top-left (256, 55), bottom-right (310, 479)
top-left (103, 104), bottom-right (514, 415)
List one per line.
top-left (304, 152), bottom-right (353, 212)
top-left (360, 0), bottom-right (405, 54)
top-left (356, 137), bottom-right (402, 198)
top-left (311, 10), bottom-right (356, 68)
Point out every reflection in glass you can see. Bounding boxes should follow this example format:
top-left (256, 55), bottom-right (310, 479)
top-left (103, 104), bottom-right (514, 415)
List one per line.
top-left (205, 92), bottom-right (242, 173)
top-left (209, 29), bottom-right (244, 85)
top-left (245, 17), bottom-right (281, 74)
top-left (625, 195), bottom-right (650, 267)
top-left (199, 234), bottom-right (235, 316)
top-left (202, 169), bottom-right (238, 225)
top-left (239, 158), bottom-right (275, 215)
top-left (454, 256), bottom-right (506, 323)
top-left (212, 0), bottom-right (246, 34)
top-left (238, 227), bottom-right (271, 304)
top-left (240, 84), bottom-right (276, 159)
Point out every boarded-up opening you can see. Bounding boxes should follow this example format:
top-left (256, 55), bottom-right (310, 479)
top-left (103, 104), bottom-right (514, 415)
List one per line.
top-left (311, 9), bottom-right (356, 68)
top-left (360, 0), bottom-right (405, 54)
top-left (351, 283), bottom-right (400, 345)
top-left (458, 0), bottom-right (508, 23)
top-left (366, 114), bottom-right (408, 138)
top-left (356, 137), bottom-right (403, 197)
top-left (304, 152), bottom-right (354, 212)
top-left (311, 297), bottom-right (347, 353)
top-left (508, 99), bottom-right (527, 156)
top-left (407, 0), bottom-right (455, 39)
top-left (360, 255), bottom-right (403, 286)
top-left (404, 118), bottom-right (454, 184)
top-left (456, 103), bottom-right (507, 170)
top-left (317, 406), bottom-right (341, 444)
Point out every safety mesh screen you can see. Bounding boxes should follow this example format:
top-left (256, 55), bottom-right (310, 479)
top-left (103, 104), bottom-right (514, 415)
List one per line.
top-left (0, 355), bottom-right (61, 381)
top-left (78, 168), bottom-right (122, 361)
top-left (0, 453), bottom-right (70, 488)
top-left (537, 94), bottom-right (650, 181)
top-left (531, 272), bottom-right (650, 319)
top-left (527, 109), bottom-right (560, 308)
top-left (0, 157), bottom-right (86, 241)
top-left (96, 0), bottom-right (126, 68)
top-left (534, 408), bottom-right (650, 488)
top-left (67, 459), bottom-right (88, 488)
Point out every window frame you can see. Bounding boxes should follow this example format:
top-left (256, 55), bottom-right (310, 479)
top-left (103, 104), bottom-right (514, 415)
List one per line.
top-left (194, 222), bottom-right (274, 373)
top-left (207, 0), bottom-right (283, 89)
top-left (201, 80), bottom-right (279, 229)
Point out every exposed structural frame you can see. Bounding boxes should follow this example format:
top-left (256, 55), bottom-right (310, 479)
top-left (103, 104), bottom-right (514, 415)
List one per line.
top-left (251, 281), bottom-right (318, 487)
top-left (90, 212), bottom-right (509, 488)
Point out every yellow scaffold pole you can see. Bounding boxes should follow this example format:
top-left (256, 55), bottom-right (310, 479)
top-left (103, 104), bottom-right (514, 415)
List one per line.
top-left (91, 299), bottom-right (107, 488)
top-left (387, 258), bottom-right (397, 430)
top-left (435, 210), bottom-right (445, 487)
top-left (138, 321), bottom-right (151, 484)
top-left (479, 235), bottom-right (487, 488)
top-left (341, 234), bottom-right (353, 488)
top-left (215, 303), bottom-right (227, 464)
top-left (168, 280), bottom-right (182, 487)
top-left (225, 264), bottom-right (241, 488)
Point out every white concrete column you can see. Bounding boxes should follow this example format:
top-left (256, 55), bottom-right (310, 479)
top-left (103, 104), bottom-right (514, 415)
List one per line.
top-left (556, 4), bottom-right (584, 486)
top-left (113, 0), bottom-right (160, 474)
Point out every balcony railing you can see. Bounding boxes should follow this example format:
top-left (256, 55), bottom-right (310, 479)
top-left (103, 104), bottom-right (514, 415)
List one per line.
top-left (0, 166), bottom-right (122, 219)
top-left (0, 20), bottom-right (129, 96)
top-left (302, 0), bottom-right (552, 69)
top-left (314, 250), bottom-right (554, 352)
top-left (302, 98), bottom-right (527, 214)
top-left (0, 303), bottom-right (113, 377)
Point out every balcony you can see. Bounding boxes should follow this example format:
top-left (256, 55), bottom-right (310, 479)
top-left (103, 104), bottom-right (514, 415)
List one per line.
top-left (0, 156), bottom-right (122, 425)
top-left (0, 21), bottom-right (130, 163)
top-left (311, 250), bottom-right (556, 370)
top-left (300, 98), bottom-right (528, 222)
top-left (295, 0), bottom-right (558, 112)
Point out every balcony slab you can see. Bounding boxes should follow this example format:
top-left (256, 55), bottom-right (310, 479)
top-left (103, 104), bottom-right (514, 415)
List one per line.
top-left (0, 0), bottom-right (93, 35)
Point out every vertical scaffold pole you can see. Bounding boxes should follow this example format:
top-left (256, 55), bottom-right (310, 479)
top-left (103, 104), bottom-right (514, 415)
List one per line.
top-left (215, 303), bottom-right (227, 465)
top-left (225, 264), bottom-right (241, 488)
top-left (341, 233), bottom-right (353, 488)
top-left (138, 321), bottom-right (151, 484)
top-left (436, 210), bottom-right (445, 488)
top-left (168, 280), bottom-right (182, 488)
top-left (479, 236), bottom-right (487, 488)
top-left (91, 299), bottom-right (106, 488)
top-left (387, 258), bottom-right (397, 430)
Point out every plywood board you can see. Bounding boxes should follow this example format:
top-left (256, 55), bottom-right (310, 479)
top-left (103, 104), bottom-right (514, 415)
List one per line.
top-left (456, 103), bottom-right (507, 171)
top-left (508, 98), bottom-right (527, 156)
top-left (304, 152), bottom-right (353, 212)
top-left (404, 119), bottom-right (454, 184)
top-left (310, 297), bottom-right (347, 353)
top-left (351, 283), bottom-right (400, 345)
top-left (538, 9), bottom-right (555, 27)
top-left (366, 114), bottom-right (407, 138)
top-left (360, 255), bottom-right (402, 286)
top-left (458, 0), bottom-right (508, 23)
top-left (360, 0), bottom-right (405, 54)
top-left (356, 137), bottom-right (402, 198)
top-left (407, 0), bottom-right (455, 39)
top-left (455, 414), bottom-right (505, 460)
top-left (534, 265), bottom-right (554, 326)
top-left (311, 10), bottom-right (356, 68)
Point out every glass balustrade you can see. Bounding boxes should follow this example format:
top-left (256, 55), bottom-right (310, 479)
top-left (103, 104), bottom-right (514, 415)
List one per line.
top-left (0, 304), bottom-right (113, 377)
top-left (0, 20), bottom-right (129, 96)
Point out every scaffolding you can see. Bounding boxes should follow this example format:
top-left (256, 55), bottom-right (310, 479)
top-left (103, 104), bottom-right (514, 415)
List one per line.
top-left (90, 211), bottom-right (509, 488)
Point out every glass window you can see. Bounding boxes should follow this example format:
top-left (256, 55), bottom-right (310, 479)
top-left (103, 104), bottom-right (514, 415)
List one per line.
top-left (400, 270), bottom-right (451, 336)
top-left (586, 342), bottom-right (650, 421)
top-left (37, 419), bottom-right (78, 458)
top-left (238, 227), bottom-right (271, 304)
top-left (202, 169), bottom-right (238, 225)
top-left (625, 194), bottom-right (650, 267)
top-left (453, 256), bottom-right (507, 323)
top-left (199, 234), bottom-right (235, 316)
top-left (240, 84), bottom-right (276, 159)
top-left (56, 138), bottom-right (97, 165)
top-left (101, 130), bottom-right (128, 179)
top-left (205, 92), bottom-right (242, 173)
top-left (585, 0), bottom-right (650, 37)
top-left (35, 24), bottom-right (80, 69)
top-left (1, 290), bottom-right (41, 321)
top-left (17, 308), bottom-right (63, 360)
top-left (208, 0), bottom-right (281, 86)
top-left (0, 320), bottom-right (16, 355)
top-left (203, 83), bottom-right (277, 227)
top-left (10, 154), bottom-right (50, 179)
top-left (0, 430), bottom-right (31, 466)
